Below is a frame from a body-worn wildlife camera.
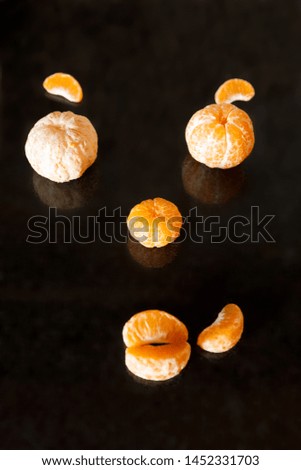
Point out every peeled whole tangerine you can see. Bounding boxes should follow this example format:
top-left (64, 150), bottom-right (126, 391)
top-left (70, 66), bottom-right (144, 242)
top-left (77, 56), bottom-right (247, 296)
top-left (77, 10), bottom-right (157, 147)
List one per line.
top-left (185, 103), bottom-right (254, 169)
top-left (127, 197), bottom-right (182, 249)
top-left (25, 111), bottom-right (98, 183)
top-left (122, 310), bottom-right (191, 381)
top-left (197, 304), bottom-right (244, 353)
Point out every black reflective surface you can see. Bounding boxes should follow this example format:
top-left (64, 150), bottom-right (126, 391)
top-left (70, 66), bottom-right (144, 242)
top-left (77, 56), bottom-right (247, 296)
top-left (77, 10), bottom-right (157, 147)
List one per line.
top-left (0, 0), bottom-right (300, 450)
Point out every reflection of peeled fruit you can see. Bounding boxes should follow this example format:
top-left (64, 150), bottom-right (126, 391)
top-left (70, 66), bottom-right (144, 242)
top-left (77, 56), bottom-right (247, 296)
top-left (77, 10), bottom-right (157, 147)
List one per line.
top-left (25, 111), bottom-right (98, 183)
top-left (123, 310), bottom-right (190, 381)
top-left (33, 163), bottom-right (99, 210)
top-left (127, 236), bottom-right (178, 268)
top-left (185, 103), bottom-right (254, 169)
top-left (197, 304), bottom-right (244, 353)
top-left (182, 155), bottom-right (244, 205)
top-left (127, 198), bottom-right (182, 248)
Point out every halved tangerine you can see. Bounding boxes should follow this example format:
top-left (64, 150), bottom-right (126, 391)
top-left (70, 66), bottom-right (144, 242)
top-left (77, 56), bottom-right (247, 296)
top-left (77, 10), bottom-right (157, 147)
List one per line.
top-left (43, 72), bottom-right (83, 103)
top-left (185, 103), bottom-right (254, 169)
top-left (197, 303), bottom-right (244, 353)
top-left (123, 310), bottom-right (190, 381)
top-left (126, 343), bottom-right (191, 381)
top-left (127, 197), bottom-right (182, 248)
top-left (215, 78), bottom-right (255, 105)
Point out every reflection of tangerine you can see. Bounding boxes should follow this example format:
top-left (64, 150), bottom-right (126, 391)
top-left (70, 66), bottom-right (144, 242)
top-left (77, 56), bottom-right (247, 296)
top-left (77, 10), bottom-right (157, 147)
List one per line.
top-left (215, 78), bottom-right (255, 105)
top-left (127, 198), bottom-right (182, 248)
top-left (43, 72), bottom-right (83, 103)
top-left (182, 155), bottom-right (244, 205)
top-left (197, 304), bottom-right (244, 353)
top-left (123, 310), bottom-right (190, 381)
top-left (185, 103), bottom-right (254, 169)
top-left (33, 164), bottom-right (99, 209)
top-left (127, 236), bottom-right (179, 268)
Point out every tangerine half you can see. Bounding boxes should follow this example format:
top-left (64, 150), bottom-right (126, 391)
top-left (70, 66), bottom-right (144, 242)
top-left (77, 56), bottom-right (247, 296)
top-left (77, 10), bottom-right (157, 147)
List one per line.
top-left (127, 197), bottom-right (182, 248)
top-left (123, 310), bottom-right (190, 381)
top-left (185, 103), bottom-right (254, 169)
top-left (197, 303), bottom-right (244, 353)
top-left (215, 78), bottom-right (255, 105)
top-left (43, 72), bottom-right (83, 103)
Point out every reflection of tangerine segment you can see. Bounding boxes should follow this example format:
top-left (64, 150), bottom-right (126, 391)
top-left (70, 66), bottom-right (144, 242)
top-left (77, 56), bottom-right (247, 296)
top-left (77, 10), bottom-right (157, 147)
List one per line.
top-left (126, 343), bottom-right (191, 381)
top-left (215, 78), bottom-right (255, 105)
top-left (182, 155), bottom-right (244, 205)
top-left (43, 72), bottom-right (83, 103)
top-left (197, 304), bottom-right (244, 353)
top-left (185, 103), bottom-right (254, 169)
top-left (127, 198), bottom-right (182, 248)
top-left (123, 310), bottom-right (190, 381)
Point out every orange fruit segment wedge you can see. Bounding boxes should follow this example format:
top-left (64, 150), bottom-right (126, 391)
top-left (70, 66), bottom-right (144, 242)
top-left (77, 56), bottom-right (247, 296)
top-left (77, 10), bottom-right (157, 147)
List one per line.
top-left (123, 309), bottom-right (188, 347)
top-left (126, 343), bottom-right (191, 381)
top-left (197, 304), bottom-right (244, 353)
top-left (185, 103), bottom-right (254, 169)
top-left (43, 72), bottom-right (83, 103)
top-left (215, 78), bottom-right (255, 105)
top-left (123, 310), bottom-right (190, 381)
top-left (127, 197), bottom-right (182, 248)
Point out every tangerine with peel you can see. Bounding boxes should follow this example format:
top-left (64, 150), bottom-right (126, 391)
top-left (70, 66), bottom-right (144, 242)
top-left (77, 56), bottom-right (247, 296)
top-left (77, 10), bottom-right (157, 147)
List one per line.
top-left (197, 303), bottom-right (244, 353)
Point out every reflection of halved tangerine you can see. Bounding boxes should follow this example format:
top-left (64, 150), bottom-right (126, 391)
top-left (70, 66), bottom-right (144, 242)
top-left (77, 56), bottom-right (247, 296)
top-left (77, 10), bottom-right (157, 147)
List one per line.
top-left (185, 103), bottom-right (254, 169)
top-left (215, 78), bottom-right (255, 105)
top-left (123, 310), bottom-right (190, 381)
top-left (197, 304), bottom-right (244, 353)
top-left (127, 236), bottom-right (179, 268)
top-left (43, 73), bottom-right (83, 103)
top-left (182, 155), bottom-right (244, 205)
top-left (127, 198), bottom-right (182, 248)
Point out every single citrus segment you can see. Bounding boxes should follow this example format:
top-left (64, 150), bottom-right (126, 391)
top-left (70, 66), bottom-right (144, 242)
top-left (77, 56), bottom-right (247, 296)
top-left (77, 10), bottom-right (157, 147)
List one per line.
top-left (126, 343), bottom-right (191, 381)
top-left (185, 103), bottom-right (254, 169)
top-left (123, 310), bottom-right (190, 381)
top-left (43, 72), bottom-right (83, 103)
top-left (197, 304), bottom-right (244, 353)
top-left (127, 197), bottom-right (182, 248)
top-left (215, 78), bottom-right (255, 105)
top-left (123, 309), bottom-right (188, 347)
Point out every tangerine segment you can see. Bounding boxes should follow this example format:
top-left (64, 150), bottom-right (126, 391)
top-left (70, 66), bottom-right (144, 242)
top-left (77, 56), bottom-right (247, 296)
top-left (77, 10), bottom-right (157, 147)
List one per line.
top-left (215, 78), bottom-right (255, 105)
top-left (127, 197), bottom-right (182, 248)
top-left (197, 304), bottom-right (244, 353)
top-left (123, 310), bottom-right (188, 347)
top-left (185, 103), bottom-right (254, 169)
top-left (125, 342), bottom-right (191, 381)
top-left (43, 73), bottom-right (83, 103)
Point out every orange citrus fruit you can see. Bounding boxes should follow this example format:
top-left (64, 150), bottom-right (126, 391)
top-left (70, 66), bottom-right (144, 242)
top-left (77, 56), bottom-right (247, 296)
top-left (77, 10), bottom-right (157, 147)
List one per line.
top-left (185, 103), bottom-right (254, 169)
top-left (215, 78), bottom-right (255, 105)
top-left (43, 72), bottom-right (83, 103)
top-left (122, 310), bottom-right (190, 381)
top-left (127, 198), bottom-right (182, 248)
top-left (197, 304), bottom-right (244, 353)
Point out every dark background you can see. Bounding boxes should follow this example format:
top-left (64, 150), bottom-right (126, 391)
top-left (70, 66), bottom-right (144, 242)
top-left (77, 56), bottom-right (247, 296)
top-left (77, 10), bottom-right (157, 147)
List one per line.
top-left (0, 0), bottom-right (300, 450)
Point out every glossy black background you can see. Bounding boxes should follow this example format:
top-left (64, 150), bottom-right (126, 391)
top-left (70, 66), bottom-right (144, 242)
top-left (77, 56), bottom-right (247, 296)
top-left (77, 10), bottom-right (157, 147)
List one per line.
top-left (0, 0), bottom-right (300, 449)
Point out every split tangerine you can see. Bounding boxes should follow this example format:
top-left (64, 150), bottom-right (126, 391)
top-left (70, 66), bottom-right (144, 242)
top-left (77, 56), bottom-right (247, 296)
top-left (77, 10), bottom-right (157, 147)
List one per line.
top-left (122, 310), bottom-right (190, 381)
top-left (127, 198), bottom-right (182, 248)
top-left (43, 72), bottom-right (83, 103)
top-left (197, 303), bottom-right (244, 353)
